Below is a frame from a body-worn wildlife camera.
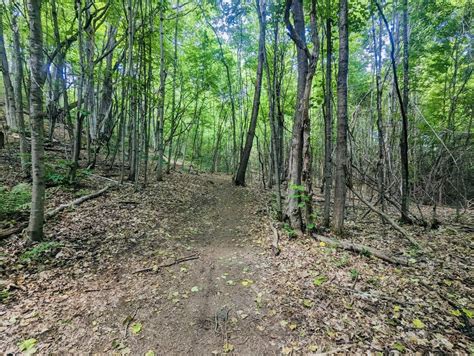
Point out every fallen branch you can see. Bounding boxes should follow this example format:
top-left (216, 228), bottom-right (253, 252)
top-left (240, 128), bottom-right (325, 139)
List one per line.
top-left (46, 185), bottom-right (113, 219)
top-left (0, 223), bottom-right (28, 239)
top-left (133, 254), bottom-right (200, 274)
top-left (269, 223), bottom-right (281, 256)
top-left (348, 186), bottom-right (423, 250)
top-left (0, 185), bottom-right (115, 239)
top-left (123, 306), bottom-right (140, 338)
top-left (312, 234), bottom-right (409, 266)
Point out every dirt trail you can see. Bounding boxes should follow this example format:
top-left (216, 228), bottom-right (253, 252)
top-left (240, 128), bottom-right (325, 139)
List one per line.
top-left (1, 174), bottom-right (279, 354)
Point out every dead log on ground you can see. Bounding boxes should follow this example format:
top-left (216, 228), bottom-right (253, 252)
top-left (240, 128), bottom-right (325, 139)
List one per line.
top-left (312, 234), bottom-right (409, 266)
top-left (0, 185), bottom-right (115, 239)
top-left (348, 186), bottom-right (423, 250)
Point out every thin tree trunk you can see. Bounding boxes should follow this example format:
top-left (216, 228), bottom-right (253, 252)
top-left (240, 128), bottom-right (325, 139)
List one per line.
top-left (0, 10), bottom-right (17, 130)
top-left (323, 6), bottom-right (333, 228)
top-left (27, 0), bottom-right (47, 241)
top-left (234, 0), bottom-right (266, 186)
top-left (333, 0), bottom-right (349, 235)
top-left (11, 9), bottom-right (29, 176)
top-left (156, 0), bottom-right (166, 181)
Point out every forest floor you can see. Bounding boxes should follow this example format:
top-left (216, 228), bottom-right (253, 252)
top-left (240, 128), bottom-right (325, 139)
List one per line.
top-left (0, 154), bottom-right (473, 353)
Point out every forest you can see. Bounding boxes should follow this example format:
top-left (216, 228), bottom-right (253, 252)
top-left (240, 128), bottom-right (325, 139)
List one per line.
top-left (0, 0), bottom-right (472, 353)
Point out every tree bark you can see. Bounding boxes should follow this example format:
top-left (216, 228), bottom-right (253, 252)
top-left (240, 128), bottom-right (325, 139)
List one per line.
top-left (0, 10), bottom-right (17, 130)
top-left (323, 6), bottom-right (333, 228)
top-left (234, 0), bottom-right (266, 186)
top-left (27, 0), bottom-right (47, 241)
top-left (400, 0), bottom-right (410, 222)
top-left (284, 0), bottom-right (308, 233)
top-left (11, 9), bottom-right (29, 176)
top-left (156, 0), bottom-right (167, 181)
top-left (333, 0), bottom-right (349, 235)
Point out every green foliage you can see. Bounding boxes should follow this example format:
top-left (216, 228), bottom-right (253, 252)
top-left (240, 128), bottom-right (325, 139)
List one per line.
top-left (18, 338), bottom-right (37, 354)
top-left (335, 254), bottom-right (349, 267)
top-left (0, 289), bottom-right (10, 303)
top-left (45, 159), bottom-right (91, 186)
top-left (283, 223), bottom-right (296, 238)
top-left (312, 275), bottom-right (328, 286)
top-left (0, 183), bottom-right (31, 219)
top-left (20, 241), bottom-right (62, 263)
top-left (350, 268), bottom-right (360, 281)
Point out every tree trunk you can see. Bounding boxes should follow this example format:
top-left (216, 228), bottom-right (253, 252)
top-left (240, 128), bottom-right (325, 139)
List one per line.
top-left (372, 13), bottom-right (386, 218)
top-left (284, 0), bottom-right (308, 233)
top-left (11, 9), bottom-right (29, 177)
top-left (156, 0), bottom-right (167, 181)
top-left (332, 0), bottom-right (349, 235)
top-left (27, 0), bottom-right (47, 241)
top-left (400, 0), bottom-right (410, 222)
top-left (323, 8), bottom-right (333, 228)
top-left (0, 10), bottom-right (17, 130)
top-left (234, 0), bottom-right (266, 186)
top-left (69, 0), bottom-right (86, 184)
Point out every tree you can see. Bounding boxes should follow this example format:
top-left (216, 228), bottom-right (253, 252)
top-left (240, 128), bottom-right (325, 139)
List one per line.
top-left (284, 0), bottom-right (320, 234)
top-left (322, 0), bottom-right (333, 228)
top-left (332, 0), bottom-right (348, 235)
top-left (234, 0), bottom-right (266, 186)
top-left (27, 0), bottom-right (47, 241)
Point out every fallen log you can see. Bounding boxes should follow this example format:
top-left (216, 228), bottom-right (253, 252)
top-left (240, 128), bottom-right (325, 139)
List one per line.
top-left (312, 234), bottom-right (409, 266)
top-left (46, 185), bottom-right (113, 219)
top-left (0, 185), bottom-right (114, 239)
top-left (348, 186), bottom-right (423, 250)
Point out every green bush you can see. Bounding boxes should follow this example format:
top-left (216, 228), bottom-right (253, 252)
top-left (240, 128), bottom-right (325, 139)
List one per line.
top-left (0, 183), bottom-right (31, 219)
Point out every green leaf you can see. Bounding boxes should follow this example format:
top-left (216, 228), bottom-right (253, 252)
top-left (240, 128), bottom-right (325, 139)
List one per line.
top-left (412, 318), bottom-right (425, 329)
top-left (18, 338), bottom-right (37, 353)
top-left (450, 309), bottom-right (461, 316)
top-left (462, 308), bottom-right (473, 318)
top-left (392, 342), bottom-right (405, 352)
top-left (145, 351), bottom-right (155, 356)
top-left (303, 299), bottom-right (313, 308)
top-left (313, 275), bottom-right (327, 286)
top-left (191, 286), bottom-right (199, 292)
top-left (131, 322), bottom-right (142, 334)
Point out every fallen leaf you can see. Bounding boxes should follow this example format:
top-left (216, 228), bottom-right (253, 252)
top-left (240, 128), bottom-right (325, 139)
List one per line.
top-left (18, 338), bottom-right (37, 354)
top-left (191, 286), bottom-right (199, 292)
top-left (223, 342), bottom-right (234, 353)
top-left (412, 319), bottom-right (425, 329)
top-left (131, 322), bottom-right (142, 334)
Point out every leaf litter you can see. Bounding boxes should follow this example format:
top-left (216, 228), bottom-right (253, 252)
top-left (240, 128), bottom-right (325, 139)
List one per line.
top-left (0, 171), bottom-right (472, 353)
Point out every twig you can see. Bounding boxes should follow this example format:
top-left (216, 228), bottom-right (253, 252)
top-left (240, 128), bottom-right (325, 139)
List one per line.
top-left (133, 254), bottom-right (200, 274)
top-left (124, 306), bottom-right (140, 338)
